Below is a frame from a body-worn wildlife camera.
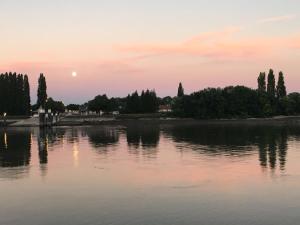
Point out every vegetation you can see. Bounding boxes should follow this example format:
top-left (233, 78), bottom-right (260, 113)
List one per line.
top-left (45, 98), bottom-right (65, 113)
top-left (37, 73), bottom-right (47, 108)
top-left (177, 82), bottom-right (184, 97)
top-left (0, 72), bottom-right (31, 115)
top-left (125, 90), bottom-right (158, 113)
top-left (66, 104), bottom-right (81, 111)
top-left (87, 95), bottom-right (123, 113)
top-left (172, 69), bottom-right (297, 119)
top-left (1, 68), bottom-right (300, 119)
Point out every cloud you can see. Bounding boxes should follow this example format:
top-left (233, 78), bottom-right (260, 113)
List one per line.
top-left (118, 25), bottom-right (300, 63)
top-left (258, 14), bottom-right (296, 23)
top-left (119, 28), bottom-right (283, 61)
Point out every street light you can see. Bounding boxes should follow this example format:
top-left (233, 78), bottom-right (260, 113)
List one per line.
top-left (3, 112), bottom-right (7, 126)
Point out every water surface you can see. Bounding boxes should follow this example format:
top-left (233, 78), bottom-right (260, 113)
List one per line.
top-left (0, 123), bottom-right (300, 225)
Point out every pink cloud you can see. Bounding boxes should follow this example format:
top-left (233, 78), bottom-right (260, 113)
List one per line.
top-left (258, 14), bottom-right (297, 23)
top-left (119, 28), bottom-right (300, 61)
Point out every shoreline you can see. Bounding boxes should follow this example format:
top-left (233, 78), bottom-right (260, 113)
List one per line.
top-left (3, 115), bottom-right (300, 128)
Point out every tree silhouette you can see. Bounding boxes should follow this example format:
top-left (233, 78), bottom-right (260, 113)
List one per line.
top-left (276, 71), bottom-right (287, 99)
top-left (0, 72), bottom-right (31, 115)
top-left (37, 73), bottom-right (47, 108)
top-left (257, 72), bottom-right (266, 93)
top-left (267, 69), bottom-right (276, 98)
top-left (23, 75), bottom-right (31, 115)
top-left (177, 82), bottom-right (184, 97)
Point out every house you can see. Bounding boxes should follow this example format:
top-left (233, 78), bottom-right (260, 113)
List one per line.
top-left (159, 104), bottom-right (172, 113)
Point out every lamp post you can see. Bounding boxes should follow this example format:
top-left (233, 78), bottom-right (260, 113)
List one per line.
top-left (3, 112), bottom-right (7, 126)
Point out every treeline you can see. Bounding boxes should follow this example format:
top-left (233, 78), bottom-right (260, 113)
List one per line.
top-left (86, 90), bottom-right (159, 114)
top-left (1, 69), bottom-right (300, 119)
top-left (125, 90), bottom-right (158, 113)
top-left (0, 72), bottom-right (30, 115)
top-left (173, 69), bottom-right (300, 118)
top-left (88, 95), bottom-right (120, 113)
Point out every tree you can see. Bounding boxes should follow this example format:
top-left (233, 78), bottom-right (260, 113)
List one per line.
top-left (177, 82), bottom-right (184, 97)
top-left (257, 72), bottom-right (266, 93)
top-left (286, 93), bottom-right (300, 115)
top-left (37, 73), bottom-right (47, 108)
top-left (126, 91), bottom-right (141, 113)
top-left (16, 74), bottom-right (24, 114)
top-left (45, 98), bottom-right (65, 113)
top-left (66, 104), bottom-right (80, 111)
top-left (0, 72), bottom-right (31, 115)
top-left (23, 75), bottom-right (31, 115)
top-left (267, 69), bottom-right (276, 98)
top-left (276, 71), bottom-right (287, 99)
top-left (88, 95), bottom-right (109, 113)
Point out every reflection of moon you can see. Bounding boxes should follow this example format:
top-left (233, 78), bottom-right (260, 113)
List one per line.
top-left (72, 72), bottom-right (77, 77)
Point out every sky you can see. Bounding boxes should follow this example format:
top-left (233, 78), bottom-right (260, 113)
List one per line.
top-left (0, 0), bottom-right (300, 104)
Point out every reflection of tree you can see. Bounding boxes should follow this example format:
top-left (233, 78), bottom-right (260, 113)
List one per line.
top-left (0, 129), bottom-right (31, 167)
top-left (126, 126), bottom-right (140, 149)
top-left (163, 125), bottom-right (258, 156)
top-left (46, 128), bottom-right (66, 147)
top-left (36, 128), bottom-right (67, 177)
top-left (38, 128), bottom-right (48, 165)
top-left (257, 129), bottom-right (288, 172)
top-left (278, 130), bottom-right (288, 171)
top-left (87, 127), bottom-right (119, 153)
top-left (257, 135), bottom-right (267, 168)
top-left (163, 124), bottom-right (294, 171)
top-left (66, 128), bottom-right (80, 144)
top-left (126, 124), bottom-right (160, 157)
top-left (268, 135), bottom-right (277, 170)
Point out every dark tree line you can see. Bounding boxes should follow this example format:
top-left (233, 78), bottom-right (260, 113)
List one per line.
top-left (87, 90), bottom-right (159, 114)
top-left (173, 69), bottom-right (300, 118)
top-left (125, 90), bottom-right (158, 113)
top-left (88, 95), bottom-right (121, 113)
top-left (0, 72), bottom-right (31, 115)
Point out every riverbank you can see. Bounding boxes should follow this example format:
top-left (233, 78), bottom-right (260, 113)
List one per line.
top-left (56, 116), bottom-right (300, 127)
top-left (3, 115), bottom-right (300, 127)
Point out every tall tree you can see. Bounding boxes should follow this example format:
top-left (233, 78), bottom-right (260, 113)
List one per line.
top-left (0, 72), bottom-right (31, 115)
top-left (23, 75), bottom-right (31, 115)
top-left (267, 69), bottom-right (276, 98)
top-left (16, 74), bottom-right (24, 114)
top-left (37, 73), bottom-right (47, 108)
top-left (257, 72), bottom-right (266, 93)
top-left (177, 82), bottom-right (184, 97)
top-left (276, 71), bottom-right (287, 99)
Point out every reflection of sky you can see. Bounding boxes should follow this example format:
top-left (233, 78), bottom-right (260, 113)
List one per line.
top-left (0, 126), bottom-right (300, 224)
top-left (0, 0), bottom-right (300, 103)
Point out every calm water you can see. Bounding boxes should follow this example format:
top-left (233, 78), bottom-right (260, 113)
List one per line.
top-left (1, 123), bottom-right (300, 225)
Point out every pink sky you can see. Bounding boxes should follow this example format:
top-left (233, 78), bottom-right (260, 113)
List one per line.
top-left (0, 0), bottom-right (299, 104)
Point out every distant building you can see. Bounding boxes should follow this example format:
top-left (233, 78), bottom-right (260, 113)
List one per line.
top-left (79, 105), bottom-right (88, 115)
top-left (112, 111), bottom-right (120, 116)
top-left (159, 104), bottom-right (172, 113)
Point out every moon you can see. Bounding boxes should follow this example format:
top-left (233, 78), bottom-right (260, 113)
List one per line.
top-left (72, 71), bottom-right (77, 77)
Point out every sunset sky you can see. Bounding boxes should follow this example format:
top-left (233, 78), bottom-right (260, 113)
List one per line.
top-left (1, 0), bottom-right (300, 104)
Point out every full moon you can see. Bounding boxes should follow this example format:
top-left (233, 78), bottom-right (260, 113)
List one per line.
top-left (72, 71), bottom-right (77, 77)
